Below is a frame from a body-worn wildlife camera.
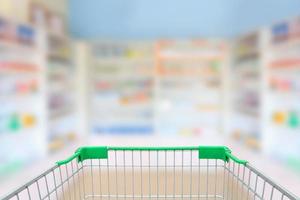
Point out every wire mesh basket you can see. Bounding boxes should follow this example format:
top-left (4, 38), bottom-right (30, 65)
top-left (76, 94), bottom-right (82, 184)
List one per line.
top-left (2, 146), bottom-right (299, 200)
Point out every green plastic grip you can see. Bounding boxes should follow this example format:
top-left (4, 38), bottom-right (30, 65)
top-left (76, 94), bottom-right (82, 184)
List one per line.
top-left (77, 146), bottom-right (108, 161)
top-left (56, 146), bottom-right (248, 166)
top-left (198, 146), bottom-right (247, 165)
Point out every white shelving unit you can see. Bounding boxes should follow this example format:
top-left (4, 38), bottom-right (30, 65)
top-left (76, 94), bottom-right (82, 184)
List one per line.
top-left (0, 16), bottom-right (80, 177)
top-left (155, 40), bottom-right (227, 136)
top-left (73, 42), bottom-right (90, 139)
top-left (264, 17), bottom-right (300, 170)
top-left (45, 32), bottom-right (79, 152)
top-left (88, 41), bottom-right (155, 135)
top-left (229, 30), bottom-right (268, 150)
top-left (87, 40), bottom-right (227, 136)
top-left (230, 17), bottom-right (300, 171)
top-left (0, 18), bottom-right (47, 176)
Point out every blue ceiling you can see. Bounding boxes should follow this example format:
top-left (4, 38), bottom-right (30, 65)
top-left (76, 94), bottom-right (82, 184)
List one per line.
top-left (69, 0), bottom-right (300, 39)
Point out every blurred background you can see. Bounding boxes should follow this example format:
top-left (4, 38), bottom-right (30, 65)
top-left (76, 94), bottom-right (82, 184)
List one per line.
top-left (0, 0), bottom-right (300, 197)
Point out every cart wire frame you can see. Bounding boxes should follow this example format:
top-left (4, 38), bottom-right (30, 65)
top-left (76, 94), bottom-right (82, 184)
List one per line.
top-left (2, 146), bottom-right (299, 200)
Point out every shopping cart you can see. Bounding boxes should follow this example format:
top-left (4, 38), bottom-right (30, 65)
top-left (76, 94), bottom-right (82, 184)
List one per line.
top-left (2, 146), bottom-right (299, 200)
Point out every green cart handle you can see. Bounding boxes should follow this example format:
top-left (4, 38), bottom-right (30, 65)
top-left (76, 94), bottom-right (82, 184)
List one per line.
top-left (56, 146), bottom-right (248, 166)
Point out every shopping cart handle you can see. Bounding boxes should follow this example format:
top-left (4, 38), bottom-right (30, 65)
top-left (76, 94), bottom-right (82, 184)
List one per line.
top-left (56, 146), bottom-right (248, 166)
top-left (198, 146), bottom-right (248, 165)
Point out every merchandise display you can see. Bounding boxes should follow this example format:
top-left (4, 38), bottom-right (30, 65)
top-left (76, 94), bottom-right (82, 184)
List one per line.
top-left (89, 41), bottom-right (155, 134)
top-left (230, 31), bottom-right (265, 150)
top-left (155, 40), bottom-right (227, 136)
top-left (88, 40), bottom-right (227, 136)
top-left (46, 33), bottom-right (79, 152)
top-left (0, 18), bottom-right (46, 176)
top-left (0, 15), bottom-right (79, 177)
top-left (265, 17), bottom-right (300, 170)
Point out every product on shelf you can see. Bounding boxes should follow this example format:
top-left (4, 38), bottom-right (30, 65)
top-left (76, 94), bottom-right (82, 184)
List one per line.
top-left (8, 114), bottom-right (21, 132)
top-left (272, 111), bottom-right (286, 125)
top-left (22, 114), bottom-right (36, 128)
top-left (288, 112), bottom-right (299, 128)
top-left (0, 17), bottom-right (35, 47)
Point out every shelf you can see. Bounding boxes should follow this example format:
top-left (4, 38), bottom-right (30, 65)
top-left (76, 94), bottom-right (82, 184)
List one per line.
top-left (270, 58), bottom-right (300, 68)
top-left (271, 37), bottom-right (300, 50)
top-left (93, 57), bottom-right (154, 64)
top-left (0, 40), bottom-right (37, 53)
top-left (156, 68), bottom-right (220, 77)
top-left (91, 74), bottom-right (153, 80)
top-left (159, 54), bottom-right (224, 61)
top-left (269, 91), bottom-right (300, 98)
top-left (235, 106), bottom-right (259, 117)
top-left (0, 94), bottom-right (40, 101)
top-left (0, 62), bottom-right (40, 74)
top-left (196, 104), bottom-right (220, 112)
top-left (49, 107), bottom-right (74, 120)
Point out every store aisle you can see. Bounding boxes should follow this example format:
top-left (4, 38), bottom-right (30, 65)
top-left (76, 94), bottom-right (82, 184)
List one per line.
top-left (0, 1), bottom-right (300, 199)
